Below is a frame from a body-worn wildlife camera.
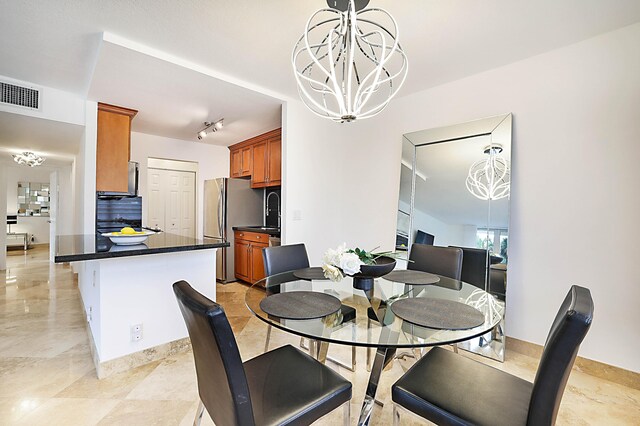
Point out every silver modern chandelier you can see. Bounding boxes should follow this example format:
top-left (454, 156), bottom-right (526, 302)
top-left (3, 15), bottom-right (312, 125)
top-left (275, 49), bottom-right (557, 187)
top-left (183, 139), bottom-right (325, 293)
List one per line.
top-left (12, 151), bottom-right (45, 167)
top-left (465, 145), bottom-right (510, 201)
top-left (292, 0), bottom-right (408, 122)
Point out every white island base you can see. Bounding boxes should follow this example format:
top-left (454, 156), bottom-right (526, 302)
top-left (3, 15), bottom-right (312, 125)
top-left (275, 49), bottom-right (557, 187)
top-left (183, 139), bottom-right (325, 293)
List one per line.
top-left (75, 248), bottom-right (217, 378)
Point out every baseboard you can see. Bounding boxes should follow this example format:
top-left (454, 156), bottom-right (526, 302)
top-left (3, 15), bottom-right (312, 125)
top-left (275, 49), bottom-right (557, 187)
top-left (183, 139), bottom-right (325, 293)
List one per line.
top-left (506, 337), bottom-right (640, 391)
top-left (76, 277), bottom-right (192, 379)
top-left (96, 337), bottom-right (191, 379)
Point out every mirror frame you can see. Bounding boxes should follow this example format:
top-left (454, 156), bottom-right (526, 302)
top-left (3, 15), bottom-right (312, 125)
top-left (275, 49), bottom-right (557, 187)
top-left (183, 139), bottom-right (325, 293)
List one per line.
top-left (399, 113), bottom-right (512, 362)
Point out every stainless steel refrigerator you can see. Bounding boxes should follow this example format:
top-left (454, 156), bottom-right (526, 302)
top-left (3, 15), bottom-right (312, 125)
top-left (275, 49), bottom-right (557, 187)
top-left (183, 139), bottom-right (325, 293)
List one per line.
top-left (204, 178), bottom-right (263, 282)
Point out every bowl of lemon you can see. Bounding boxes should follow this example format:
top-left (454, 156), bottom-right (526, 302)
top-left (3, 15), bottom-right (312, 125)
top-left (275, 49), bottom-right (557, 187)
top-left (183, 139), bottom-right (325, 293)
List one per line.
top-left (102, 227), bottom-right (155, 245)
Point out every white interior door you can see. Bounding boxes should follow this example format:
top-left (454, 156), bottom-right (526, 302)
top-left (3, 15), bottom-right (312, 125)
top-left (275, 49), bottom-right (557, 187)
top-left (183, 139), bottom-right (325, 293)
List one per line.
top-left (147, 168), bottom-right (196, 238)
top-left (49, 171), bottom-right (58, 262)
top-left (179, 171), bottom-right (195, 237)
top-left (165, 171), bottom-right (181, 235)
top-left (148, 169), bottom-right (165, 231)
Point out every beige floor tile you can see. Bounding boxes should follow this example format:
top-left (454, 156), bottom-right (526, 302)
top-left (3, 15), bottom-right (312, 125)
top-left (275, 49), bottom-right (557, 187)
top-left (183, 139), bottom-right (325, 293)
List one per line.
top-left (56, 361), bottom-right (161, 399)
top-left (0, 397), bottom-right (45, 423)
top-left (98, 400), bottom-right (193, 425)
top-left (124, 354), bottom-right (198, 402)
top-left (15, 398), bottom-right (120, 426)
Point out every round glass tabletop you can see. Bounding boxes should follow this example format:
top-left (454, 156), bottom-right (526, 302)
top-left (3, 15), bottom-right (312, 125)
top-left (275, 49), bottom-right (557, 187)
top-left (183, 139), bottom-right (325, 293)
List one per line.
top-left (245, 271), bottom-right (504, 349)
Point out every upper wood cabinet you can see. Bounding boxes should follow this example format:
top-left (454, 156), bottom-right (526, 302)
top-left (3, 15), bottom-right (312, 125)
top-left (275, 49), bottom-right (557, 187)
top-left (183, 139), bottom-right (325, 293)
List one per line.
top-left (96, 103), bottom-right (138, 192)
top-left (230, 146), bottom-right (252, 178)
top-left (228, 128), bottom-right (281, 188)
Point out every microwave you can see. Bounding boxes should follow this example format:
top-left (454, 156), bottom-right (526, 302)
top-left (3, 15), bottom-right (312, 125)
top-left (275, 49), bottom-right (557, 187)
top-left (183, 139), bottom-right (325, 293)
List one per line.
top-left (97, 161), bottom-right (139, 198)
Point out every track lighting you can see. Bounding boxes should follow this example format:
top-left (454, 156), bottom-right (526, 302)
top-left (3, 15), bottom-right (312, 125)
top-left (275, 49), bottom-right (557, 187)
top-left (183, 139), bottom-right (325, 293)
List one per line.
top-left (197, 118), bottom-right (224, 140)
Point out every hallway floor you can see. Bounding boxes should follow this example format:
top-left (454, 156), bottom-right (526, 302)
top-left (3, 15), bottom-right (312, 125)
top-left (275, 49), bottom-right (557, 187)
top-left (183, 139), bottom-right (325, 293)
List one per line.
top-left (1, 246), bottom-right (638, 425)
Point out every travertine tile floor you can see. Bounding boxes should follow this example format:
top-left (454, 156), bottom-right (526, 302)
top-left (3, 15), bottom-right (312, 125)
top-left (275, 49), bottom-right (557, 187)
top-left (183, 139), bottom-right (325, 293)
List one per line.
top-left (1, 246), bottom-right (639, 425)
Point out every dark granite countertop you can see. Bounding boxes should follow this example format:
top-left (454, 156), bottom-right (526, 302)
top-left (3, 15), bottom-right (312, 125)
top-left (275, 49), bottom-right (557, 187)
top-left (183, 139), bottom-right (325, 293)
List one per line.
top-left (55, 233), bottom-right (229, 263)
top-left (232, 226), bottom-right (281, 236)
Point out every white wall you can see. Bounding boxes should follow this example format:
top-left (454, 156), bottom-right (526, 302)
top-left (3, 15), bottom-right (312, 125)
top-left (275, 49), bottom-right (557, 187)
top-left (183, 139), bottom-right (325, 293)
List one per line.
top-left (130, 132), bottom-right (230, 239)
top-left (283, 23), bottom-right (640, 372)
top-left (77, 101), bottom-right (97, 235)
top-left (0, 166), bottom-right (6, 270)
top-left (2, 161), bottom-right (74, 243)
top-left (283, 101), bottom-right (401, 264)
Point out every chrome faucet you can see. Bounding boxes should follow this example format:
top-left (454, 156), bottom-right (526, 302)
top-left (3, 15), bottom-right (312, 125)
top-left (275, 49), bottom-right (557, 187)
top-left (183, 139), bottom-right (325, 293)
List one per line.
top-left (266, 191), bottom-right (281, 228)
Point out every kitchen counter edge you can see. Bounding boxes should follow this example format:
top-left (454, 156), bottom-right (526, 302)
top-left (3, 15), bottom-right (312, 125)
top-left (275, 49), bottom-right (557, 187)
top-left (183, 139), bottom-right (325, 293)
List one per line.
top-left (232, 226), bottom-right (281, 236)
top-left (55, 237), bottom-right (229, 263)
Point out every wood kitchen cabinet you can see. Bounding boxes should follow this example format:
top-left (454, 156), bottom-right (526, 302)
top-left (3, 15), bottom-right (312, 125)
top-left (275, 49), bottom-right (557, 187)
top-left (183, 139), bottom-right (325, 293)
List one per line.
top-left (96, 103), bottom-right (137, 192)
top-left (228, 128), bottom-right (281, 188)
top-left (230, 146), bottom-right (252, 178)
top-left (234, 230), bottom-right (268, 285)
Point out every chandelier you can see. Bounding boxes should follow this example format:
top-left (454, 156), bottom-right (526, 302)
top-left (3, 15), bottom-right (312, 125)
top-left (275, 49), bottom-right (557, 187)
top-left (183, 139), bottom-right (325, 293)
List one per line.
top-left (292, 0), bottom-right (408, 122)
top-left (12, 151), bottom-right (45, 167)
top-left (465, 145), bottom-right (510, 201)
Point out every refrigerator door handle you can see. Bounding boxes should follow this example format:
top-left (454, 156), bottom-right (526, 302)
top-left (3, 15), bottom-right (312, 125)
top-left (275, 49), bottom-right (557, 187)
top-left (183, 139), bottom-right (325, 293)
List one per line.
top-left (218, 180), bottom-right (225, 239)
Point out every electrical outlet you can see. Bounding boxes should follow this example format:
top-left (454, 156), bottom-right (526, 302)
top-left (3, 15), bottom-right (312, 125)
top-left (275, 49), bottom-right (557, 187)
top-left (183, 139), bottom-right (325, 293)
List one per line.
top-left (88, 306), bottom-right (92, 322)
top-left (130, 323), bottom-right (143, 342)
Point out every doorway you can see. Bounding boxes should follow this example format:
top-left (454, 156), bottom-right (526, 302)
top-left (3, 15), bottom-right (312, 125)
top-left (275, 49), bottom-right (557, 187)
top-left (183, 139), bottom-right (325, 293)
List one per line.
top-left (147, 166), bottom-right (196, 238)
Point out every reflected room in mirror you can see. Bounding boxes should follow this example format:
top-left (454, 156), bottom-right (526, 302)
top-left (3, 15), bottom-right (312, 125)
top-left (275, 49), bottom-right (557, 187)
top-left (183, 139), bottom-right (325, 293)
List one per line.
top-left (397, 113), bottom-right (512, 361)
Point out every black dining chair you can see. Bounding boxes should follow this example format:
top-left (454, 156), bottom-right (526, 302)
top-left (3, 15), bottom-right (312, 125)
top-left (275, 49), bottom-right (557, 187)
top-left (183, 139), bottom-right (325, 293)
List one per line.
top-left (262, 243), bottom-right (357, 371)
top-left (368, 244), bottom-right (464, 366)
top-left (408, 244), bottom-right (463, 280)
top-left (391, 285), bottom-right (594, 426)
top-left (173, 280), bottom-right (352, 426)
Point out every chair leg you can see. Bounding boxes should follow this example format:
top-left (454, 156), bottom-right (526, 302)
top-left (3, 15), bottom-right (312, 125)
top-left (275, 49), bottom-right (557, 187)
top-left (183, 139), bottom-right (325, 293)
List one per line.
top-left (343, 400), bottom-right (351, 426)
top-left (366, 318), bottom-right (372, 371)
top-left (351, 323), bottom-right (357, 371)
top-left (264, 325), bottom-right (272, 352)
top-left (351, 344), bottom-right (357, 371)
top-left (393, 403), bottom-right (400, 426)
top-left (193, 400), bottom-right (205, 426)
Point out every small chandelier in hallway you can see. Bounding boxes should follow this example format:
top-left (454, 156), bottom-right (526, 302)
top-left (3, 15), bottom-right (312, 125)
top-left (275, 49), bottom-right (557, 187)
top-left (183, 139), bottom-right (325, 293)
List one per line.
top-left (12, 151), bottom-right (45, 167)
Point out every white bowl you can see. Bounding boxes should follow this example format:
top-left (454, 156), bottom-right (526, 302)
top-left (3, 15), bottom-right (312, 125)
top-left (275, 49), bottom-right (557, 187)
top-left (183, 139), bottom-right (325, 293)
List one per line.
top-left (102, 231), bottom-right (155, 246)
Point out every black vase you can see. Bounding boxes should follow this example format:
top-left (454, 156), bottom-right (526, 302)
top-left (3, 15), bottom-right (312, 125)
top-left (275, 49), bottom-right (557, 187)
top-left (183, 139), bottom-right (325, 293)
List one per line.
top-left (351, 256), bottom-right (396, 290)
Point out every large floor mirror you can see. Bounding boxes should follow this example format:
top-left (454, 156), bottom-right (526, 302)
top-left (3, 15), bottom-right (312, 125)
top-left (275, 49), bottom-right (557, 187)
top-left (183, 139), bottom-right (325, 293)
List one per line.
top-left (397, 113), bottom-right (512, 361)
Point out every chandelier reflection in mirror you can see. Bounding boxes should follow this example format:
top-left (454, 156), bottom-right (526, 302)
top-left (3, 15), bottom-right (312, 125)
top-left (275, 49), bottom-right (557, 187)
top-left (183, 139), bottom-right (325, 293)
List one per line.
top-left (12, 151), bottom-right (45, 167)
top-left (292, 0), bottom-right (408, 122)
top-left (465, 145), bottom-right (510, 201)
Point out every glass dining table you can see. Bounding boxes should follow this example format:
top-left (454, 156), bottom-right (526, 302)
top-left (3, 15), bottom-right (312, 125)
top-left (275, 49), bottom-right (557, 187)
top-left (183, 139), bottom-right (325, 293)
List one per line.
top-left (245, 270), bottom-right (504, 426)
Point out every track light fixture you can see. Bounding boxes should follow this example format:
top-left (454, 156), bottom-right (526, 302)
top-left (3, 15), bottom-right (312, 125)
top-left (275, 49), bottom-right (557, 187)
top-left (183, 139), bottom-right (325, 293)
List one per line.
top-left (197, 118), bottom-right (224, 140)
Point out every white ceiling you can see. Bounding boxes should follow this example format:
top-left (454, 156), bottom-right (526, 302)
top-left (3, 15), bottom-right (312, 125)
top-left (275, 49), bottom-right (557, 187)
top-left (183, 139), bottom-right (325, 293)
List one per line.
top-left (0, 1), bottom-right (638, 151)
top-left (1, 0), bottom-right (639, 100)
top-left (0, 112), bottom-right (83, 165)
top-left (88, 41), bottom-right (283, 145)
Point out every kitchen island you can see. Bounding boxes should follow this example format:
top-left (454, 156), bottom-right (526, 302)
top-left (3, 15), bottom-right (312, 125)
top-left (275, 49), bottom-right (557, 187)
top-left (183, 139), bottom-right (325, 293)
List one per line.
top-left (55, 233), bottom-right (228, 378)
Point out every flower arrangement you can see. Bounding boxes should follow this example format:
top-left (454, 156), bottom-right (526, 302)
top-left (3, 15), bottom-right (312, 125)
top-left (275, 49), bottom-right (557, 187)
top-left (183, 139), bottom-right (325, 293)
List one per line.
top-left (321, 243), bottom-right (401, 282)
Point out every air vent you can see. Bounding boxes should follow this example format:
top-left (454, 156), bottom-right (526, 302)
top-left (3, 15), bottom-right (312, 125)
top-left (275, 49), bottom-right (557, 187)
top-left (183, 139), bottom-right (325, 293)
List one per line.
top-left (0, 81), bottom-right (40, 110)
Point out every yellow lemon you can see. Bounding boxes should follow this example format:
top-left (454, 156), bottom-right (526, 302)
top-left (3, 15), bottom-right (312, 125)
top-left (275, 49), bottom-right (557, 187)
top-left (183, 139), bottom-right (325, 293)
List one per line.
top-left (120, 227), bottom-right (136, 235)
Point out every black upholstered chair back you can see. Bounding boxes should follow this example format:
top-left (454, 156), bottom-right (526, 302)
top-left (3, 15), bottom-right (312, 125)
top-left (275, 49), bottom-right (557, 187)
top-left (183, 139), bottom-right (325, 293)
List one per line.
top-left (262, 243), bottom-right (310, 276)
top-left (408, 244), bottom-right (463, 281)
top-left (173, 281), bottom-right (255, 426)
top-left (450, 246), bottom-right (489, 289)
top-left (527, 285), bottom-right (593, 425)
